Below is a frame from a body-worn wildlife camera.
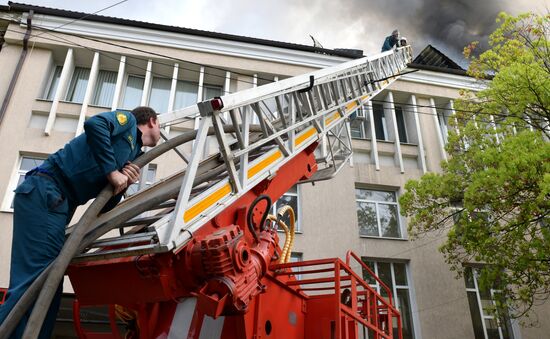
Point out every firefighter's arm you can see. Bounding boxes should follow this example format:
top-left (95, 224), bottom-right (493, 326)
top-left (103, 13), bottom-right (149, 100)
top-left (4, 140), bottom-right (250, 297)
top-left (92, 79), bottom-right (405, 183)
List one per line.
top-left (84, 111), bottom-right (135, 194)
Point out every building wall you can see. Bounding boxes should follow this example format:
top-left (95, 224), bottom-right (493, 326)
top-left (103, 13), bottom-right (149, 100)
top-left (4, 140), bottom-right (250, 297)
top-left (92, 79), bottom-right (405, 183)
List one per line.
top-left (0, 11), bottom-right (548, 339)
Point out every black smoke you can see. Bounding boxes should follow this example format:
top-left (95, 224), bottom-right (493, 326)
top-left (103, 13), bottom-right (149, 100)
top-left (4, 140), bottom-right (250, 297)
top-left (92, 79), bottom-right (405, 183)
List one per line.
top-left (413, 0), bottom-right (504, 61)
top-left (298, 0), bottom-right (519, 66)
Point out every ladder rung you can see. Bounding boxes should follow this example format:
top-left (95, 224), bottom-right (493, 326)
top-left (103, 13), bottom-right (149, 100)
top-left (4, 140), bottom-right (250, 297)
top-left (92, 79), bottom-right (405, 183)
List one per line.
top-left (120, 215), bottom-right (164, 227)
top-left (87, 231), bottom-right (158, 248)
top-left (73, 243), bottom-right (165, 262)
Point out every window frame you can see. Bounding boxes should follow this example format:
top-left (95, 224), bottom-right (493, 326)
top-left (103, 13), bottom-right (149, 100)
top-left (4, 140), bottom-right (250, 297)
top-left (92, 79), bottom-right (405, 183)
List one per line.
top-left (355, 187), bottom-right (404, 239)
top-left (464, 267), bottom-right (514, 339)
top-left (350, 106), bottom-right (369, 140)
top-left (372, 103), bottom-right (389, 141)
top-left (361, 259), bottom-right (417, 339)
top-left (120, 74), bottom-right (145, 110)
top-left (125, 164), bottom-right (157, 197)
top-left (272, 185), bottom-right (301, 233)
top-left (2, 155), bottom-right (46, 212)
top-left (91, 69), bottom-right (119, 108)
top-left (394, 105), bottom-right (409, 143)
top-left (65, 67), bottom-right (91, 104)
top-left (437, 109), bottom-right (450, 144)
top-left (42, 65), bottom-right (63, 100)
top-left (148, 76), bottom-right (172, 114)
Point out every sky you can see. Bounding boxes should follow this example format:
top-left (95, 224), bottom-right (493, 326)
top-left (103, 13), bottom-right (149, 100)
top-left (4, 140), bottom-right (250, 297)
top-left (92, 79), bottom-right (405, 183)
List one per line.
top-left (4, 0), bottom-right (549, 66)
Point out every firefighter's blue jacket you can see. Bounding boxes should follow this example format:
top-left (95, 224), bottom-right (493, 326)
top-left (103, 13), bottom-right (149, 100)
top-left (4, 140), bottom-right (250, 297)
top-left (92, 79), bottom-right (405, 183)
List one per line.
top-left (381, 35), bottom-right (398, 52)
top-left (49, 110), bottom-right (143, 206)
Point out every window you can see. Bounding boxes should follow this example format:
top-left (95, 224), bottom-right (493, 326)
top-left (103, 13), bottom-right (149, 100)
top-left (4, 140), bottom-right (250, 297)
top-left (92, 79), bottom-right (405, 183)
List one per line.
top-left (437, 110), bottom-right (450, 144)
top-left (148, 77), bottom-right (171, 113)
top-left (356, 188), bottom-right (402, 238)
top-left (4, 156), bottom-right (45, 210)
top-left (173, 80), bottom-right (198, 109)
top-left (121, 75), bottom-right (145, 110)
top-left (272, 185), bottom-right (300, 232)
top-left (372, 103), bottom-right (388, 141)
top-left (361, 259), bottom-right (415, 339)
top-left (395, 106), bottom-right (408, 143)
top-left (203, 85), bottom-right (223, 100)
top-left (0, 287), bottom-right (7, 304)
top-left (464, 267), bottom-right (514, 339)
top-left (92, 70), bottom-right (118, 107)
top-left (350, 106), bottom-right (369, 139)
top-left (66, 67), bottom-right (91, 103)
top-left (43, 66), bottom-right (62, 100)
top-left (125, 165), bottom-right (156, 197)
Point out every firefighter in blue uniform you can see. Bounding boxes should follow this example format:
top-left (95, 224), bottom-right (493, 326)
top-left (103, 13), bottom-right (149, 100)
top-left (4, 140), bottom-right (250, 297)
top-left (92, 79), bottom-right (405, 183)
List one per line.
top-left (0, 106), bottom-right (161, 338)
top-left (382, 29), bottom-right (399, 52)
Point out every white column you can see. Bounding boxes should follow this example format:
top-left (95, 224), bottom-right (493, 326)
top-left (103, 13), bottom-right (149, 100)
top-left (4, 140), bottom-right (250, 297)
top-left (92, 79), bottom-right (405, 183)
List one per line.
top-left (223, 71), bottom-right (231, 121)
top-left (137, 60), bottom-right (153, 191)
top-left (141, 59), bottom-right (153, 106)
top-left (224, 71), bottom-right (231, 95)
top-left (197, 66), bottom-right (205, 102)
top-left (386, 91), bottom-right (404, 173)
top-left (165, 63), bottom-right (179, 134)
top-left (447, 100), bottom-right (459, 136)
top-left (76, 52), bottom-right (100, 135)
top-left (45, 48), bottom-right (74, 136)
top-left (253, 74), bottom-right (258, 87)
top-left (430, 97), bottom-right (447, 161)
top-left (111, 55), bottom-right (126, 110)
top-left (410, 95), bottom-right (427, 173)
top-left (366, 101), bottom-right (380, 170)
top-left (194, 66), bottom-right (205, 130)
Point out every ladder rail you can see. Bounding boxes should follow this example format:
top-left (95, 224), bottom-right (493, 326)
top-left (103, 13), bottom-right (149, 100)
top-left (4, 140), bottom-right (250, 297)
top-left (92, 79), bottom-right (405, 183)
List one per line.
top-left (158, 47), bottom-right (411, 127)
top-left (161, 46), bottom-right (412, 251)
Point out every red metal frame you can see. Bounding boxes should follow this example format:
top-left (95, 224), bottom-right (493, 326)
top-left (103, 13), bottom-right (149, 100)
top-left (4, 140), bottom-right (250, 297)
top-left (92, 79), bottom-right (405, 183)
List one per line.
top-left (67, 142), bottom-right (402, 338)
top-left (270, 251), bottom-right (402, 339)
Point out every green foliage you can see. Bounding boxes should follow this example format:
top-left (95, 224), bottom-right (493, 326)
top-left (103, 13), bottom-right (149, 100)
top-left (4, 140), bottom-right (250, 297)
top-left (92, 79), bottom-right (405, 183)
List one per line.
top-left (400, 12), bottom-right (550, 322)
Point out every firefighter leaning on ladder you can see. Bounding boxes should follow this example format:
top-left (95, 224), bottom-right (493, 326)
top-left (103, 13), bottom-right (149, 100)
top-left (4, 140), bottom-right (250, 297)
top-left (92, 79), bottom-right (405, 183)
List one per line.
top-left (0, 107), bottom-right (161, 338)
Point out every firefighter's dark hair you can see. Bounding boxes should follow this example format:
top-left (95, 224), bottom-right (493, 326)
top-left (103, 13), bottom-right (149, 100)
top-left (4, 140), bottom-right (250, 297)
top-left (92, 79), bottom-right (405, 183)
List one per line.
top-left (131, 106), bottom-right (157, 125)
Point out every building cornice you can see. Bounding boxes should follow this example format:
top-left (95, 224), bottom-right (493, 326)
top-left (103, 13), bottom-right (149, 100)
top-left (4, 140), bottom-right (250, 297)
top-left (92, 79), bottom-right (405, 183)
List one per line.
top-left (18, 13), bottom-right (352, 69)
top-left (400, 68), bottom-right (486, 91)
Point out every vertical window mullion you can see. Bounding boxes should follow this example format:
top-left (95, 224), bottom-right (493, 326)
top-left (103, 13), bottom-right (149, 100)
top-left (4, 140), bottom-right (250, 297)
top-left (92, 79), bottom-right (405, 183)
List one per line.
top-left (375, 201), bottom-right (382, 237)
top-left (390, 263), bottom-right (399, 310)
top-left (472, 270), bottom-right (490, 339)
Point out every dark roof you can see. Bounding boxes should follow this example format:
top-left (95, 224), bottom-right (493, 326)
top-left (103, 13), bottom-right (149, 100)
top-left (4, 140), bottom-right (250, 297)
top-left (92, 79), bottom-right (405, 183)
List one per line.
top-left (7, 2), bottom-right (362, 59)
top-left (410, 45), bottom-right (468, 75)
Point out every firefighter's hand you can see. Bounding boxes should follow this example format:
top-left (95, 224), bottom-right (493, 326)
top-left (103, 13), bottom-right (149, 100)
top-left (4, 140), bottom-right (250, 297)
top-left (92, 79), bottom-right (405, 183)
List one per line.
top-left (107, 170), bottom-right (128, 195)
top-left (122, 162), bottom-right (140, 185)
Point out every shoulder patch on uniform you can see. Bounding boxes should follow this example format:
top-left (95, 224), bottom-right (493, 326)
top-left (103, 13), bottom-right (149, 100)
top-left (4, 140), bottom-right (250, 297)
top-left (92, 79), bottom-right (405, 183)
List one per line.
top-left (116, 111), bottom-right (128, 126)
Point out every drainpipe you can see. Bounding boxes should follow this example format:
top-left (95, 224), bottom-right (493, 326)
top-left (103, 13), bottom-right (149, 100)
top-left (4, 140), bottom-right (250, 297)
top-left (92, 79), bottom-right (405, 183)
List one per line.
top-left (0, 9), bottom-right (33, 126)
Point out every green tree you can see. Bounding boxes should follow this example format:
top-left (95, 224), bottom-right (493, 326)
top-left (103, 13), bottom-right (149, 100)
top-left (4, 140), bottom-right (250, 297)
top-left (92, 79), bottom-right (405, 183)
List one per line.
top-left (400, 12), bottom-right (549, 322)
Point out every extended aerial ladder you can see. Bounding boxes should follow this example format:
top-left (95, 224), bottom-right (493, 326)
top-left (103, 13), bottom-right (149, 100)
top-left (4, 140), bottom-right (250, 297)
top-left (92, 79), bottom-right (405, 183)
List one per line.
top-left (1, 46), bottom-right (412, 339)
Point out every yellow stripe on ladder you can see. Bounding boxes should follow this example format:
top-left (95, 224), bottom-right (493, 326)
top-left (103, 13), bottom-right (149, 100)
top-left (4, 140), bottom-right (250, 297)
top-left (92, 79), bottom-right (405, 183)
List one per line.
top-left (183, 183), bottom-right (232, 222)
top-left (247, 150), bottom-right (283, 179)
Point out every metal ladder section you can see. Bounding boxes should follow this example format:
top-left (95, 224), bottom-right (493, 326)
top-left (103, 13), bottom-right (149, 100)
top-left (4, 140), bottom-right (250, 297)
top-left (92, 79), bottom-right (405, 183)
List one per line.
top-left (74, 46), bottom-right (413, 262)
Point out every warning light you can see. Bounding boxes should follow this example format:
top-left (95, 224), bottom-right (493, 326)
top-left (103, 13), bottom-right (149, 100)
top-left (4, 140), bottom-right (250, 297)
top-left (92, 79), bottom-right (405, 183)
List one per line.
top-left (211, 97), bottom-right (224, 111)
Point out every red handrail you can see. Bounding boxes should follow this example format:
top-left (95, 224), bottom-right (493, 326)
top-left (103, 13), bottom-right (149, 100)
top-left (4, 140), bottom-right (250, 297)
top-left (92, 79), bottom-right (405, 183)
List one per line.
top-left (346, 250), bottom-right (394, 307)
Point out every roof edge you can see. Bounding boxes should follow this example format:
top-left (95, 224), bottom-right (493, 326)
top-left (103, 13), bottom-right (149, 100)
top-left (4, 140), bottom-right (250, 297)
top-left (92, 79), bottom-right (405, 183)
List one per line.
top-left (409, 63), bottom-right (469, 76)
top-left (7, 2), bottom-right (362, 59)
